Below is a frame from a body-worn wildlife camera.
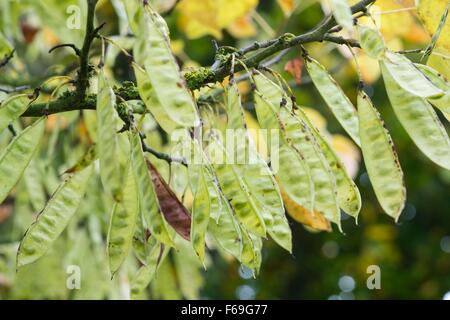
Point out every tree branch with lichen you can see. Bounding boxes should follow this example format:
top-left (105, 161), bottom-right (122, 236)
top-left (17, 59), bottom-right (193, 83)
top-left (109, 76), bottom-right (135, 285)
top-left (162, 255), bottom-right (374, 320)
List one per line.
top-left (19, 0), bottom-right (375, 118)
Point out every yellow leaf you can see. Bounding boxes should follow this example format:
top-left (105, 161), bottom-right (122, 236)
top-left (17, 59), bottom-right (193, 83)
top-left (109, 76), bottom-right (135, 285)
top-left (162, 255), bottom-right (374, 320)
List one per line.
top-left (302, 107), bottom-right (327, 131)
top-left (418, 0), bottom-right (450, 52)
top-left (280, 186), bottom-right (332, 232)
top-left (177, 0), bottom-right (258, 39)
top-left (227, 15), bottom-right (257, 39)
top-left (331, 134), bottom-right (360, 178)
top-left (277, 0), bottom-right (296, 16)
top-left (427, 47), bottom-right (450, 78)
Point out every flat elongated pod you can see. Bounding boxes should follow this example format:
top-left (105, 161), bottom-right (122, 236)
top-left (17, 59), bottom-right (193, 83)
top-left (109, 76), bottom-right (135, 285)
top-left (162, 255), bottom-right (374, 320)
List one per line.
top-left (130, 239), bottom-right (165, 299)
top-left (97, 70), bottom-right (123, 200)
top-left (24, 160), bottom-right (47, 212)
top-left (133, 63), bottom-right (178, 133)
top-left (330, 0), bottom-right (354, 31)
top-left (226, 84), bottom-right (291, 251)
top-left (0, 94), bottom-right (31, 133)
top-left (357, 25), bottom-right (386, 59)
top-left (226, 84), bottom-right (246, 129)
top-left (129, 132), bottom-right (173, 246)
top-left (240, 228), bottom-right (262, 275)
top-left (415, 63), bottom-right (450, 115)
top-left (276, 142), bottom-right (314, 212)
top-left (17, 164), bottom-right (93, 267)
top-left (241, 152), bottom-right (291, 252)
top-left (253, 91), bottom-right (279, 129)
top-left (209, 195), bottom-right (242, 260)
top-left (207, 139), bottom-right (266, 237)
top-left (136, 7), bottom-right (199, 127)
top-left (382, 51), bottom-right (443, 98)
top-left (278, 108), bottom-right (341, 228)
top-left (305, 56), bottom-right (361, 146)
top-left (204, 169), bottom-right (222, 222)
top-left (191, 167), bottom-right (210, 263)
top-left (0, 118), bottom-right (45, 204)
top-left (107, 161), bottom-right (139, 276)
top-left (281, 186), bottom-right (331, 232)
top-left (357, 90), bottom-right (406, 220)
top-left (147, 161), bottom-right (191, 240)
top-left (381, 63), bottom-right (450, 170)
top-left (295, 108), bottom-right (361, 219)
top-left (253, 70), bottom-right (285, 110)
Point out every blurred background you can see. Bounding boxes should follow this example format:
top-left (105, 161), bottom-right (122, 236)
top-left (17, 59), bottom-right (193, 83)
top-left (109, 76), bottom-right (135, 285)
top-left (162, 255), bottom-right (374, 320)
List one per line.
top-left (1, 0), bottom-right (449, 300)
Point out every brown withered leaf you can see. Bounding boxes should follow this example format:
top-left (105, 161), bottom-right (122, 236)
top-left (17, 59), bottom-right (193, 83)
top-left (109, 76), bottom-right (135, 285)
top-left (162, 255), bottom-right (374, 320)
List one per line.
top-left (147, 160), bottom-right (191, 240)
top-left (284, 58), bottom-right (303, 85)
top-left (280, 186), bottom-right (331, 232)
top-left (0, 204), bottom-right (13, 224)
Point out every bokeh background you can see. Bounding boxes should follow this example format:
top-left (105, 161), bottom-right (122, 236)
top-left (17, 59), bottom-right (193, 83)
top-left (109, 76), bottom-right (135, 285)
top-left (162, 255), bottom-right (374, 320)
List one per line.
top-left (1, 0), bottom-right (449, 300)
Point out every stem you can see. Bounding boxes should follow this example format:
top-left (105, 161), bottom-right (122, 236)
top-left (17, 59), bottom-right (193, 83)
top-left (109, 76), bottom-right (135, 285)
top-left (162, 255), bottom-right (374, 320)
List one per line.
top-left (76, 0), bottom-right (100, 99)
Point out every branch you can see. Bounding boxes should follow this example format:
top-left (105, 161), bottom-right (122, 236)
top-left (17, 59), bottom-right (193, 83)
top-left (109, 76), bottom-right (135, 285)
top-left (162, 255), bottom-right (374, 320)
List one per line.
top-left (185, 0), bottom-right (375, 90)
top-left (76, 0), bottom-right (102, 99)
top-left (19, 0), bottom-right (375, 118)
top-left (0, 49), bottom-right (15, 69)
top-left (21, 82), bottom-right (144, 117)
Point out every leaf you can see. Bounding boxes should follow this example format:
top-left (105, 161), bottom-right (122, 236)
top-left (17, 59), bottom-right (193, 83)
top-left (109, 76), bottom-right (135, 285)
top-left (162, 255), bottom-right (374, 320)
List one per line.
top-left (357, 90), bottom-right (406, 220)
top-left (226, 83), bottom-right (291, 251)
top-left (253, 70), bottom-right (286, 112)
top-left (382, 51), bottom-right (443, 98)
top-left (294, 108), bottom-right (361, 220)
top-left (133, 63), bottom-right (178, 134)
top-left (174, 240), bottom-right (204, 299)
top-left (381, 62), bottom-right (450, 170)
top-left (305, 56), bottom-right (361, 146)
top-left (357, 25), bottom-right (386, 59)
top-left (209, 194), bottom-right (243, 260)
top-left (17, 164), bottom-right (93, 268)
top-left (284, 58), bottom-right (303, 85)
top-left (0, 94), bottom-right (31, 133)
top-left (207, 138), bottom-right (266, 237)
top-left (23, 160), bottom-right (47, 212)
top-left (0, 31), bottom-right (13, 57)
top-left (129, 132), bottom-right (174, 246)
top-left (276, 143), bottom-right (314, 212)
top-left (130, 239), bottom-right (166, 300)
top-left (107, 161), bottom-right (139, 276)
top-left (134, 6), bottom-right (199, 127)
top-left (0, 119), bottom-right (45, 204)
top-left (147, 161), bottom-right (191, 241)
top-left (415, 63), bottom-right (450, 115)
top-left (191, 167), bottom-right (210, 263)
top-left (330, 0), bottom-right (354, 32)
top-left (278, 107), bottom-right (341, 229)
top-left (417, 0), bottom-right (450, 53)
top-left (280, 186), bottom-right (331, 232)
top-left (97, 69), bottom-right (123, 201)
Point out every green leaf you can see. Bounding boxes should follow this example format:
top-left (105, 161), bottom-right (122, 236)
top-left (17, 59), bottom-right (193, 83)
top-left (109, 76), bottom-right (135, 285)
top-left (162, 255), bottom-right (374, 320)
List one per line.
top-left (129, 132), bottom-right (174, 246)
top-left (134, 6), bottom-right (199, 127)
top-left (278, 107), bottom-right (341, 229)
top-left (381, 62), bottom-right (450, 170)
top-left (97, 69), bottom-right (124, 201)
top-left (0, 118), bottom-right (45, 204)
top-left (305, 56), bottom-right (361, 146)
top-left (382, 51), bottom-right (443, 98)
top-left (357, 90), bottom-right (406, 220)
top-left (107, 161), bottom-right (139, 276)
top-left (330, 0), bottom-right (354, 32)
top-left (17, 164), bottom-right (93, 268)
top-left (357, 25), bottom-right (386, 59)
top-left (0, 94), bottom-right (31, 133)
